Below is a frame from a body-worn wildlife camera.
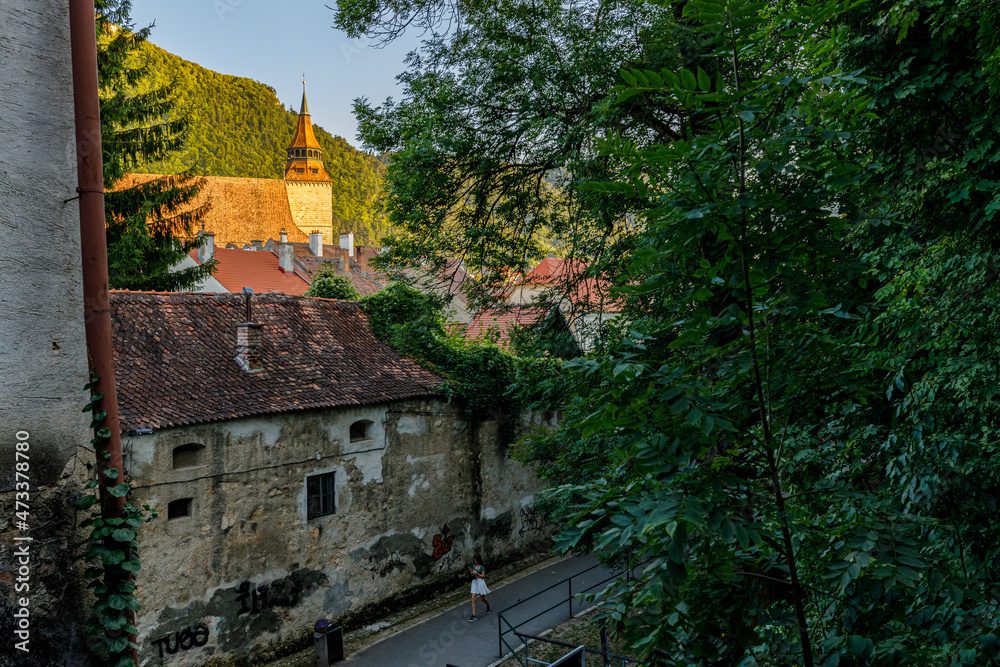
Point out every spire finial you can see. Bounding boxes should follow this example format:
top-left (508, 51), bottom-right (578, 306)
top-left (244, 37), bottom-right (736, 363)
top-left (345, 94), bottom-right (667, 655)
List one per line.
top-left (299, 72), bottom-right (309, 116)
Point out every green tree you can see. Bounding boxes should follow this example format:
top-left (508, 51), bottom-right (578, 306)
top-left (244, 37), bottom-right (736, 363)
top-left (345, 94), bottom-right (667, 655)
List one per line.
top-left (341, 0), bottom-right (1000, 663)
top-left (97, 0), bottom-right (214, 290)
top-left (305, 264), bottom-right (361, 300)
top-left (343, 0), bottom-right (684, 301)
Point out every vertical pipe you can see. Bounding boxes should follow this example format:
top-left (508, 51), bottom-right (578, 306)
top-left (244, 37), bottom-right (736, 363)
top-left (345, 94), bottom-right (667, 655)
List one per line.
top-left (68, 0), bottom-right (137, 664)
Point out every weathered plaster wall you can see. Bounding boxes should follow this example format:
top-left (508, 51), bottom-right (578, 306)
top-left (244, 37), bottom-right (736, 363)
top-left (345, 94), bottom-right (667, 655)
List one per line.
top-left (0, 2), bottom-right (93, 664)
top-left (285, 181), bottom-right (333, 244)
top-left (129, 400), bottom-right (548, 666)
top-left (0, 0), bottom-right (91, 479)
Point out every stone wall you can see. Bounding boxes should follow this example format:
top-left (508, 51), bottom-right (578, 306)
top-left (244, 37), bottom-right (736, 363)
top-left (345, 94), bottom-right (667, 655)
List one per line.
top-left (127, 399), bottom-right (550, 666)
top-left (0, 2), bottom-right (93, 664)
top-left (285, 181), bottom-right (334, 244)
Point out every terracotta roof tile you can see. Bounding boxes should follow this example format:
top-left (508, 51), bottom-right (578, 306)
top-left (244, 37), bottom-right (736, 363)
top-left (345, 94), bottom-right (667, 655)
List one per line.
top-left (520, 257), bottom-right (621, 312)
top-left (464, 305), bottom-right (553, 349)
top-left (289, 243), bottom-right (388, 297)
top-left (116, 174), bottom-right (307, 247)
top-left (191, 247), bottom-right (311, 295)
top-left (111, 292), bottom-right (442, 431)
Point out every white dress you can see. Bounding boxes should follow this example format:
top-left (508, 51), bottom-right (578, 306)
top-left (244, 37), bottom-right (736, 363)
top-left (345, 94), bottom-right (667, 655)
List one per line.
top-left (471, 565), bottom-right (490, 595)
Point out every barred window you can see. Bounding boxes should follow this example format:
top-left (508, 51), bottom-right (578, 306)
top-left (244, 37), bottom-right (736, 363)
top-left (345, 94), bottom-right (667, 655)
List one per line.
top-left (306, 472), bottom-right (335, 520)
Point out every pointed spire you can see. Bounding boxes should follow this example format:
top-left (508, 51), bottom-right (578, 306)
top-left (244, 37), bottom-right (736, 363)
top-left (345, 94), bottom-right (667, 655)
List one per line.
top-left (285, 75), bottom-right (330, 182)
top-left (300, 74), bottom-right (310, 116)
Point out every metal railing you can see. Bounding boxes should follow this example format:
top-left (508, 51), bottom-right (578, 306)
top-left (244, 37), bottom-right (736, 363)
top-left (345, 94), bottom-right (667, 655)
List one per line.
top-left (496, 560), bottom-right (629, 664)
top-left (512, 630), bottom-right (638, 666)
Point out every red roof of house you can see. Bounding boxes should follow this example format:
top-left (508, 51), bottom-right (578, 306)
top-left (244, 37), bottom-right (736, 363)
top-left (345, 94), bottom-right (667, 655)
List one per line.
top-left (290, 244), bottom-right (387, 297)
top-left (192, 247), bottom-right (310, 295)
top-left (110, 292), bottom-right (442, 430)
top-left (520, 257), bottom-right (620, 312)
top-left (464, 305), bottom-right (553, 349)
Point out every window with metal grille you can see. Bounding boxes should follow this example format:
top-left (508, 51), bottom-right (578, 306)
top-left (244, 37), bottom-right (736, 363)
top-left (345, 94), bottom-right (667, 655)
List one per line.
top-left (306, 472), bottom-right (335, 520)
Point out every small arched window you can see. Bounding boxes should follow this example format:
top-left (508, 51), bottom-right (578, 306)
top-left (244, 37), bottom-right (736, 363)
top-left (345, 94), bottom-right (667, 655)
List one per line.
top-left (350, 420), bottom-right (374, 443)
top-left (173, 443), bottom-right (206, 470)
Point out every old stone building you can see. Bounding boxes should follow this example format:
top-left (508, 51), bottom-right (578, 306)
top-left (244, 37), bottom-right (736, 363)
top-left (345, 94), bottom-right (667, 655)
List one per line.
top-left (110, 292), bottom-right (549, 665)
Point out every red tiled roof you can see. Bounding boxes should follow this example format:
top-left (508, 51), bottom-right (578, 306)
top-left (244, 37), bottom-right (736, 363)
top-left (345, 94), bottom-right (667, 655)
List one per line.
top-left (290, 244), bottom-right (388, 297)
top-left (116, 174), bottom-right (308, 247)
top-left (284, 158), bottom-right (332, 182)
top-left (520, 257), bottom-right (621, 312)
top-left (464, 305), bottom-right (553, 349)
top-left (192, 247), bottom-right (310, 295)
top-left (110, 292), bottom-right (442, 431)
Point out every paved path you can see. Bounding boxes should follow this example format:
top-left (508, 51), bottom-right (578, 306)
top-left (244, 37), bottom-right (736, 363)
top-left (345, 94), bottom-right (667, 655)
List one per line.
top-left (343, 554), bottom-right (612, 667)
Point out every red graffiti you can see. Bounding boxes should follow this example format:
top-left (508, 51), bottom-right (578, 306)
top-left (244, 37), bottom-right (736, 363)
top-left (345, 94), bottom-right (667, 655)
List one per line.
top-left (432, 524), bottom-right (455, 560)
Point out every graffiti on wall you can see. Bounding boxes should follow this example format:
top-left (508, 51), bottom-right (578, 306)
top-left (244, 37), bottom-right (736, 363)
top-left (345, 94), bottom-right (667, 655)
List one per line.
top-left (151, 623), bottom-right (209, 659)
top-left (235, 572), bottom-right (316, 617)
top-left (486, 512), bottom-right (513, 542)
top-left (146, 568), bottom-right (328, 659)
top-left (432, 524), bottom-right (455, 560)
top-left (437, 545), bottom-right (463, 573)
top-left (363, 551), bottom-right (403, 580)
top-left (518, 505), bottom-right (545, 536)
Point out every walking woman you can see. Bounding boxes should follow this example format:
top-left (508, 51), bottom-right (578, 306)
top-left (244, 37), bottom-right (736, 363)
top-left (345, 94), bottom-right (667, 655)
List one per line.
top-left (468, 554), bottom-right (491, 621)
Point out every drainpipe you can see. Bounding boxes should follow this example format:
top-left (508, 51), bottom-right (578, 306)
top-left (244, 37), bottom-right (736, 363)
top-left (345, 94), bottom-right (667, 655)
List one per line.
top-left (69, 1), bottom-right (137, 664)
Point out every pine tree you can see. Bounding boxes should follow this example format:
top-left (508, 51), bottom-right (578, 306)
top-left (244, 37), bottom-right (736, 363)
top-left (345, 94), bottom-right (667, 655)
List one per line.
top-left (97, 0), bottom-right (214, 290)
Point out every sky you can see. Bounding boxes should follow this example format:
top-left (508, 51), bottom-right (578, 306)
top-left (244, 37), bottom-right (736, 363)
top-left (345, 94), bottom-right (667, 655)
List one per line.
top-left (129, 0), bottom-right (423, 146)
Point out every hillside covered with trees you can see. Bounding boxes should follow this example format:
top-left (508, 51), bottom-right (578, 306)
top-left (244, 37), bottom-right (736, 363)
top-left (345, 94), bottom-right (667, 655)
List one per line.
top-left (135, 42), bottom-right (390, 245)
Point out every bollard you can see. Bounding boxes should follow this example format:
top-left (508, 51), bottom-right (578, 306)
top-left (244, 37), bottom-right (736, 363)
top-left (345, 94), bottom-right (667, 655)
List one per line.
top-left (314, 619), bottom-right (344, 666)
top-left (314, 619), bottom-right (333, 667)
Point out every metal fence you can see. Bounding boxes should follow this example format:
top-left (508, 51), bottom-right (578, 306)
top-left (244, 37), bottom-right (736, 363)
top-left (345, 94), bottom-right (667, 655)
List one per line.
top-left (496, 560), bottom-right (631, 665)
top-left (512, 630), bottom-right (638, 667)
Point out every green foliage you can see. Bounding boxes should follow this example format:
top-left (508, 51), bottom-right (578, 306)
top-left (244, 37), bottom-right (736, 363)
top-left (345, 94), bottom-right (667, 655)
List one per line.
top-left (76, 372), bottom-right (157, 667)
top-left (131, 43), bottom-right (391, 246)
top-left (362, 283), bottom-right (525, 437)
top-left (346, 0), bottom-right (681, 300)
top-left (508, 310), bottom-right (581, 360)
top-left (345, 0), bottom-right (1000, 664)
top-left (97, 0), bottom-right (214, 291)
top-left (305, 264), bottom-right (362, 300)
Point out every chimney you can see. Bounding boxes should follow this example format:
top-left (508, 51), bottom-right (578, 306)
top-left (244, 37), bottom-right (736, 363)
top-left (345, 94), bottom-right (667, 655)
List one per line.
top-left (339, 232), bottom-right (354, 257)
top-left (280, 229), bottom-right (288, 244)
top-left (197, 230), bottom-right (215, 264)
top-left (278, 230), bottom-right (295, 274)
top-left (355, 247), bottom-right (369, 272)
top-left (235, 290), bottom-right (263, 374)
top-left (250, 240), bottom-right (263, 251)
top-left (309, 232), bottom-right (323, 257)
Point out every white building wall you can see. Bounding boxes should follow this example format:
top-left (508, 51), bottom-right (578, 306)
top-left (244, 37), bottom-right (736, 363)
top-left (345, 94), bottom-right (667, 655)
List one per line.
top-left (170, 255), bottom-right (230, 293)
top-left (0, 2), bottom-right (93, 664)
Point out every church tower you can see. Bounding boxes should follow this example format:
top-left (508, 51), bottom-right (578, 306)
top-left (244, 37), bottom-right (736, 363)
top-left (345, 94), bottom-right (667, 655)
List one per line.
top-left (284, 82), bottom-right (335, 244)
